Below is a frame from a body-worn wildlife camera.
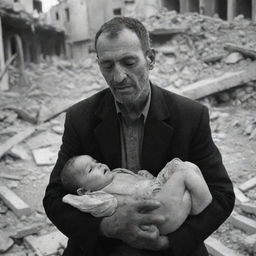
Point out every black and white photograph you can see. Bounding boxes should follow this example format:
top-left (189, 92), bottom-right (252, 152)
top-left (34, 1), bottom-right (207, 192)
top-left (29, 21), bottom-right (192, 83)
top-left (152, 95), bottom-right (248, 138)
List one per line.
top-left (0, 0), bottom-right (256, 255)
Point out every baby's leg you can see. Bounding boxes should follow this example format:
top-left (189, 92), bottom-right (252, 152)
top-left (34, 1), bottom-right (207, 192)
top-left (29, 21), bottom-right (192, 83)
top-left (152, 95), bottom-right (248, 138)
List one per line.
top-left (153, 171), bottom-right (192, 234)
top-left (178, 162), bottom-right (212, 215)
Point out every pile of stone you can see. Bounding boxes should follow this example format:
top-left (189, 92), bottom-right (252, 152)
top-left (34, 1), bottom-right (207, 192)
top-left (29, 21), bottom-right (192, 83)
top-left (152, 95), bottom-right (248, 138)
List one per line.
top-left (143, 10), bottom-right (256, 90)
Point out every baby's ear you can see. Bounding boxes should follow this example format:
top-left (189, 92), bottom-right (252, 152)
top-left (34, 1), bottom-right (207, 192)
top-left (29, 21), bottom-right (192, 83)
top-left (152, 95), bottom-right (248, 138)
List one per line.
top-left (77, 188), bottom-right (87, 195)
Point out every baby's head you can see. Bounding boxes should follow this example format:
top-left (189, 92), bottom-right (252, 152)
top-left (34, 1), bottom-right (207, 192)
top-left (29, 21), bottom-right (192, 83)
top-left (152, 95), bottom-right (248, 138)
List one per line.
top-left (61, 155), bottom-right (114, 194)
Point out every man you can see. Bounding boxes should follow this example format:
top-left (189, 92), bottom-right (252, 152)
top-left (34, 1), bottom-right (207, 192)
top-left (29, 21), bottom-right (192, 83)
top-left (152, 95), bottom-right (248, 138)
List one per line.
top-left (43, 16), bottom-right (235, 256)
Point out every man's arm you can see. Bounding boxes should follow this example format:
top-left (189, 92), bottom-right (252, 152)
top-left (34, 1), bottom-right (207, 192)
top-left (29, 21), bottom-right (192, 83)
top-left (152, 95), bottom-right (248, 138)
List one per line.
top-left (43, 110), bottom-right (111, 255)
top-left (164, 106), bottom-right (235, 256)
top-left (43, 109), bottom-right (169, 254)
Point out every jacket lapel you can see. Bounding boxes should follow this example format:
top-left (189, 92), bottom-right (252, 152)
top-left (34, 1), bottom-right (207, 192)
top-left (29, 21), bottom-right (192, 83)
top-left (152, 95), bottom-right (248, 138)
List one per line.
top-left (93, 85), bottom-right (174, 173)
top-left (142, 85), bottom-right (174, 174)
top-left (94, 90), bottom-right (121, 169)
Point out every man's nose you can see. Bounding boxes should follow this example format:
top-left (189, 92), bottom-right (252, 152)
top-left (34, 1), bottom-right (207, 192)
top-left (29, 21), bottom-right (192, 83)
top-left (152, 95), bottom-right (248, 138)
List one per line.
top-left (113, 65), bottom-right (127, 83)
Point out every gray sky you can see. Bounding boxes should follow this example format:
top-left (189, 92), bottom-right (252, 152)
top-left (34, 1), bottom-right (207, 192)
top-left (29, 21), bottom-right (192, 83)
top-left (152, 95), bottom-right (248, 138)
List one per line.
top-left (41, 0), bottom-right (58, 12)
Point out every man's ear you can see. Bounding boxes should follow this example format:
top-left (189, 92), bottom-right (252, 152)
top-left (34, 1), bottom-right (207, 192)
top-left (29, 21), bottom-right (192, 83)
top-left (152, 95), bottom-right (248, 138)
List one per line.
top-left (146, 49), bottom-right (156, 70)
top-left (77, 188), bottom-right (87, 195)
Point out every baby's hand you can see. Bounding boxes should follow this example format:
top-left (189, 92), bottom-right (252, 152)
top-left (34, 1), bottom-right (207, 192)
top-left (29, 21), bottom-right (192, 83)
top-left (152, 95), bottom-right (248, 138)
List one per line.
top-left (138, 170), bottom-right (155, 179)
top-left (140, 224), bottom-right (158, 233)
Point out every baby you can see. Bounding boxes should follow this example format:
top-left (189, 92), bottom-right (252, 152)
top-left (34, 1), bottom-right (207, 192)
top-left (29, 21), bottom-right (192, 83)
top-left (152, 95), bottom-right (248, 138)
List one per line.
top-left (61, 155), bottom-right (212, 234)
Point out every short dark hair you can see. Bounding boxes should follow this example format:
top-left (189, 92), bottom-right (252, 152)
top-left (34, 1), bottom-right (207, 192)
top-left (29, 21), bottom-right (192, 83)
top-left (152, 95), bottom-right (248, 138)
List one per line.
top-left (95, 16), bottom-right (150, 53)
top-left (61, 156), bottom-right (83, 194)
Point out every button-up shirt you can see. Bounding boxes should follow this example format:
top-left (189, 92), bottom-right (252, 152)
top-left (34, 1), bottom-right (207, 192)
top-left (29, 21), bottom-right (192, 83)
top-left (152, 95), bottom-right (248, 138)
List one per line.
top-left (115, 90), bottom-right (151, 173)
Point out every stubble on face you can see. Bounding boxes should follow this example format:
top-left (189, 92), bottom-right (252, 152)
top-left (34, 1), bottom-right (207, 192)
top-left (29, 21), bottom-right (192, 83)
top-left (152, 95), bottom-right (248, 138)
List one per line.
top-left (96, 28), bottom-right (151, 109)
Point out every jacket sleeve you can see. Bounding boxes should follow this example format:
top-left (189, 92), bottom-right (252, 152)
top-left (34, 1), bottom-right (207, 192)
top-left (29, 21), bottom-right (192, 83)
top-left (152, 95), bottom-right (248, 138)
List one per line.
top-left (165, 106), bottom-right (235, 256)
top-left (43, 110), bottom-right (113, 255)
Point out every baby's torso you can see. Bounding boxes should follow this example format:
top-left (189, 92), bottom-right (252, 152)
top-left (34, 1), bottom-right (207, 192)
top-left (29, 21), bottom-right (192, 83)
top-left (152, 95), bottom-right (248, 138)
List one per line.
top-left (103, 171), bottom-right (161, 198)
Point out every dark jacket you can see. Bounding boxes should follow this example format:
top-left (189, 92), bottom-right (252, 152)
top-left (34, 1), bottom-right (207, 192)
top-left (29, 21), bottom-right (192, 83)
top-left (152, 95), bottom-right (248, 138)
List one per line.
top-left (43, 84), bottom-right (235, 256)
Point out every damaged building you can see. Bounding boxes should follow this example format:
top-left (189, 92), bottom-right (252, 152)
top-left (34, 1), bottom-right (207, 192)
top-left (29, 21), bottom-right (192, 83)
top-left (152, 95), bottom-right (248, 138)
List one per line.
top-left (0, 0), bottom-right (65, 64)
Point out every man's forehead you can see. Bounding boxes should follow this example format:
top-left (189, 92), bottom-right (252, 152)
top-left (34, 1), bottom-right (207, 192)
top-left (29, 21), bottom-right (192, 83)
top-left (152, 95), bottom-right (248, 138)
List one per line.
top-left (96, 28), bottom-right (142, 53)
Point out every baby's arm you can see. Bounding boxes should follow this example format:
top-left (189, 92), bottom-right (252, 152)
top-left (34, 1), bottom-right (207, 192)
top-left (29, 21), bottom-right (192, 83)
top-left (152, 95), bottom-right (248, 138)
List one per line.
top-left (62, 191), bottom-right (118, 217)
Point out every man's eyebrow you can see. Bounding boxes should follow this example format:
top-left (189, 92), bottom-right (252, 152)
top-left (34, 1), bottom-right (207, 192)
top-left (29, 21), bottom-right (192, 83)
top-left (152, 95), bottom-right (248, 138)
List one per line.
top-left (98, 53), bottom-right (138, 62)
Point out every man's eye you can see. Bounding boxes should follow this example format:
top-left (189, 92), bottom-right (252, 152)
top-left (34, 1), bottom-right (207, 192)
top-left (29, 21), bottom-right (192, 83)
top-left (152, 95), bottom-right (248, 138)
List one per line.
top-left (124, 60), bottom-right (136, 66)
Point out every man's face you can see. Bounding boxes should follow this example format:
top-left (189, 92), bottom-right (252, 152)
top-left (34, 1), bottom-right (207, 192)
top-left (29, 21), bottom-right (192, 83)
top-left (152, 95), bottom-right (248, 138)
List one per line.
top-left (96, 28), bottom-right (152, 105)
top-left (76, 155), bottom-right (114, 192)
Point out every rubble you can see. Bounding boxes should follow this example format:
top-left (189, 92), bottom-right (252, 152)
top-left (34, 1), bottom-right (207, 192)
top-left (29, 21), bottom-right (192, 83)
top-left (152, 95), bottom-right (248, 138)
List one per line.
top-left (0, 230), bottom-right (14, 253)
top-left (0, 10), bottom-right (255, 256)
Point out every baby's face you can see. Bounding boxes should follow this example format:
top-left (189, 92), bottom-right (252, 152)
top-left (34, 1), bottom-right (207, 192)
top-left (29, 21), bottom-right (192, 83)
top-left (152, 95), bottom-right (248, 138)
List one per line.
top-left (76, 155), bottom-right (114, 191)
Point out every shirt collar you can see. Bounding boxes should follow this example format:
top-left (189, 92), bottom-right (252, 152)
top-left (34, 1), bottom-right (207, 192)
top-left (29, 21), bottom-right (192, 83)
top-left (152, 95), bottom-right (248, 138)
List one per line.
top-left (114, 87), bottom-right (151, 123)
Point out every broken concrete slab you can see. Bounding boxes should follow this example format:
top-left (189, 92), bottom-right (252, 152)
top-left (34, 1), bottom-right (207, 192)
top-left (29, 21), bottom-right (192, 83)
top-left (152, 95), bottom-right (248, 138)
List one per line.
top-left (26, 131), bottom-right (61, 150)
top-left (204, 236), bottom-right (239, 256)
top-left (0, 127), bottom-right (36, 159)
top-left (8, 145), bottom-right (30, 160)
top-left (234, 187), bottom-right (250, 204)
top-left (51, 125), bottom-right (64, 135)
top-left (24, 231), bottom-right (68, 256)
top-left (10, 223), bottom-right (43, 239)
top-left (224, 52), bottom-right (244, 64)
top-left (229, 213), bottom-right (256, 234)
top-left (32, 147), bottom-right (57, 166)
top-left (224, 43), bottom-right (256, 60)
top-left (165, 62), bottom-right (256, 100)
top-left (0, 186), bottom-right (31, 218)
top-left (239, 176), bottom-right (256, 192)
top-left (0, 173), bottom-right (22, 181)
top-left (240, 203), bottom-right (256, 215)
top-left (0, 230), bottom-right (14, 253)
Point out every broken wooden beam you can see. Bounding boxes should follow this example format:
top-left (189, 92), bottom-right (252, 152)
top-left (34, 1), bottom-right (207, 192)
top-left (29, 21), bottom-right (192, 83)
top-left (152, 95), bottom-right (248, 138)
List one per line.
top-left (165, 62), bottom-right (256, 100)
top-left (4, 106), bottom-right (37, 124)
top-left (0, 173), bottom-right (22, 181)
top-left (239, 176), bottom-right (256, 192)
top-left (224, 43), bottom-right (256, 60)
top-left (229, 213), bottom-right (256, 234)
top-left (205, 236), bottom-right (239, 256)
top-left (0, 127), bottom-right (36, 159)
top-left (0, 186), bottom-right (31, 218)
top-left (0, 53), bottom-right (17, 82)
top-left (241, 203), bottom-right (256, 215)
top-left (234, 187), bottom-right (250, 204)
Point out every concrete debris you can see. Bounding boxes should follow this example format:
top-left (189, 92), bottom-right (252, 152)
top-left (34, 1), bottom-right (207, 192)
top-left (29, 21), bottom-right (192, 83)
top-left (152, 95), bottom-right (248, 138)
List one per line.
top-left (10, 223), bottom-right (43, 239)
top-left (0, 127), bottom-right (36, 159)
top-left (8, 144), bottom-right (30, 160)
top-left (24, 231), bottom-right (67, 256)
top-left (0, 230), bottom-right (14, 253)
top-left (240, 203), bottom-right (256, 215)
top-left (205, 236), bottom-right (239, 256)
top-left (0, 186), bottom-right (31, 218)
top-left (0, 173), bottom-right (22, 181)
top-left (32, 147), bottom-right (57, 166)
top-left (51, 125), bottom-right (64, 135)
top-left (229, 213), bottom-right (256, 234)
top-left (224, 52), bottom-right (244, 64)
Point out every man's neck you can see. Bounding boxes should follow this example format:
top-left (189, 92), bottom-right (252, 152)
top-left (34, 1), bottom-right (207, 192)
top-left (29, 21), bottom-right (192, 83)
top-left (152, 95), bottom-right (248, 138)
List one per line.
top-left (116, 88), bottom-right (151, 122)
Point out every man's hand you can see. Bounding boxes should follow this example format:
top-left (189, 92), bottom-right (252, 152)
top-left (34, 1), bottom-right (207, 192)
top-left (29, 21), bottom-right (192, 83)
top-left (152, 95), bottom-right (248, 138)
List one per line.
top-left (100, 198), bottom-right (169, 251)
